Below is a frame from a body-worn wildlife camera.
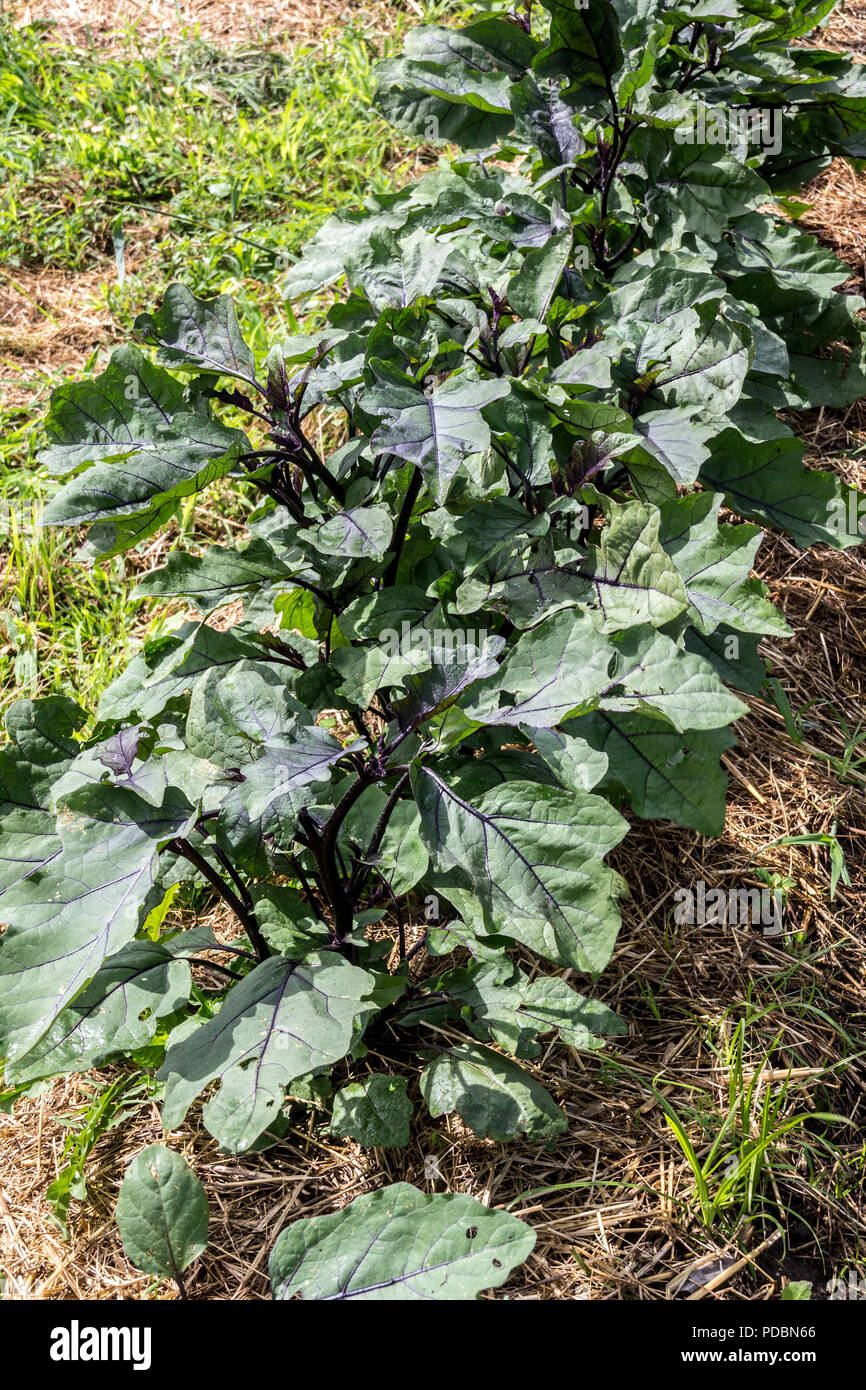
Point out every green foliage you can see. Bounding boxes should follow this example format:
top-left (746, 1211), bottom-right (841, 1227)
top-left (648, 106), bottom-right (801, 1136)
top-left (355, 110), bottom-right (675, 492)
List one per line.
top-left (47, 1074), bottom-right (153, 1236)
top-left (2, 0), bottom-right (865, 1299)
top-left (116, 1144), bottom-right (209, 1295)
top-left (269, 1183), bottom-right (535, 1300)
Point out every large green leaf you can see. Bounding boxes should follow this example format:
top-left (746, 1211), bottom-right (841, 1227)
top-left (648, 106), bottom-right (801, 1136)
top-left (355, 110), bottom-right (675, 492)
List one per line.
top-left (367, 374), bottom-right (509, 503)
top-left (434, 960), bottom-right (625, 1058)
top-left (133, 539), bottom-right (298, 615)
top-left (508, 230), bottom-right (572, 322)
top-left (413, 767), bottom-right (627, 973)
top-left (0, 697), bottom-right (87, 896)
top-left (8, 939), bottom-right (192, 1083)
top-left (642, 305), bottom-right (752, 417)
top-left (642, 138), bottom-right (771, 246)
top-left (185, 661), bottom-right (306, 767)
top-left (538, 0), bottom-right (624, 104)
top-left (40, 347), bottom-right (248, 526)
top-left (420, 1042), bottom-right (566, 1141)
top-left (659, 493), bottom-right (789, 636)
top-left (472, 610), bottom-right (615, 728)
top-left (331, 641), bottom-right (434, 708)
top-left (270, 1182), bottom-right (535, 1300)
top-left (367, 800), bottom-right (429, 895)
top-left (373, 29), bottom-right (518, 151)
top-left (159, 953), bottom-right (376, 1152)
top-left (571, 711), bottom-right (735, 836)
top-left (392, 637), bottom-right (505, 732)
top-left (0, 784), bottom-right (195, 1061)
top-left (344, 226), bottom-right (454, 312)
top-left (234, 729), bottom-right (351, 824)
top-left (97, 623), bottom-right (270, 723)
top-left (461, 499), bottom-right (691, 632)
top-left (701, 429), bottom-right (866, 549)
top-left (303, 506), bottom-right (393, 561)
top-left (433, 494), bottom-right (550, 574)
top-left (601, 626), bottom-right (749, 732)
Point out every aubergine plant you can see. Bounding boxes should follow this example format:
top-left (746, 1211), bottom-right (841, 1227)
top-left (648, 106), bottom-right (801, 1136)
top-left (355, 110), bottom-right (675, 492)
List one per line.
top-left (2, 0), bottom-right (866, 1300)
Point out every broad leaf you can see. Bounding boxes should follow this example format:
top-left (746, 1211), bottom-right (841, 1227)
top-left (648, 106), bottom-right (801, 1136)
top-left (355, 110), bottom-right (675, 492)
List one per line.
top-left (270, 1182), bottom-right (535, 1300)
top-left (420, 1042), bottom-right (566, 1142)
top-left (0, 784), bottom-right (195, 1061)
top-left (570, 711), bottom-right (735, 836)
top-left (134, 539), bottom-right (297, 615)
top-left (8, 939), bottom-right (191, 1083)
top-left (134, 284), bottom-right (258, 386)
top-left (0, 697), bottom-right (87, 896)
top-left (304, 506), bottom-right (393, 561)
top-left (40, 347), bottom-right (248, 526)
top-left (116, 1145), bottom-right (208, 1282)
top-left (413, 767), bottom-right (628, 973)
top-left (368, 374), bottom-right (509, 503)
top-left (330, 1075), bottom-right (413, 1147)
top-left (159, 954), bottom-right (376, 1151)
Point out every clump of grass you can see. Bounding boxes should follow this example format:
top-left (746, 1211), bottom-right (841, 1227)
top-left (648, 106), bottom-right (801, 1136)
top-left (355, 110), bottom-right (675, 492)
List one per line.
top-left (0, 20), bottom-right (411, 293)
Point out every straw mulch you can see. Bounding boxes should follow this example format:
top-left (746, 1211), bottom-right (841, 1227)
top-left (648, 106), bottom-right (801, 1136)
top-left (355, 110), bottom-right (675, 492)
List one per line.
top-left (3, 0), bottom-right (414, 49)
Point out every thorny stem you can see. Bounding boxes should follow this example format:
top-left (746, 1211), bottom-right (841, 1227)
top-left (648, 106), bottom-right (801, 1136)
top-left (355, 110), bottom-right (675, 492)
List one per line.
top-left (196, 821), bottom-right (254, 909)
top-left (405, 931), bottom-right (429, 963)
top-left (372, 866), bottom-right (406, 961)
top-left (168, 838), bottom-right (270, 962)
top-left (365, 771), bottom-right (411, 863)
top-left (383, 467), bottom-right (423, 587)
top-left (186, 957), bottom-right (243, 982)
top-left (348, 770), bottom-right (411, 897)
top-left (270, 431), bottom-right (346, 505)
top-left (288, 852), bottom-right (328, 921)
top-left (301, 768), bottom-right (380, 940)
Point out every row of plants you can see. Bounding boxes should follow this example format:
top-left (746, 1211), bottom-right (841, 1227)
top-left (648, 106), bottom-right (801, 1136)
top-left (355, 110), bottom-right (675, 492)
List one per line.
top-left (2, 0), bottom-right (865, 1298)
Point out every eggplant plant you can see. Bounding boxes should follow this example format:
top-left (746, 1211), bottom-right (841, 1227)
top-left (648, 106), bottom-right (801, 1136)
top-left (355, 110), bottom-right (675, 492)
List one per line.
top-left (2, 0), bottom-right (865, 1299)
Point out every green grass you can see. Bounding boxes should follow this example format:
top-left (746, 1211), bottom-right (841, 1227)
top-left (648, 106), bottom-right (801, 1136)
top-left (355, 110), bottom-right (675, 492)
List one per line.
top-left (0, 5), bottom-right (463, 718)
top-left (1, 20), bottom-right (417, 291)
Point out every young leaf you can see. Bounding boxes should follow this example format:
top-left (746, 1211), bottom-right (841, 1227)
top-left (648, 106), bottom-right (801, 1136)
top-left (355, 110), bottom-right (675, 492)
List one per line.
top-left (330, 1074), bottom-right (413, 1147)
top-left (116, 1145), bottom-right (208, 1290)
top-left (420, 1042), bottom-right (567, 1142)
top-left (134, 283), bottom-right (258, 385)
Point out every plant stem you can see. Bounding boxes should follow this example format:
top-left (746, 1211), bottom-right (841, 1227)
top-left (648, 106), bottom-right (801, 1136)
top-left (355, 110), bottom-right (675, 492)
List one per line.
top-left (168, 839), bottom-right (269, 962)
top-left (308, 771), bottom-right (377, 939)
top-left (383, 467), bottom-right (423, 587)
top-left (365, 770), bottom-right (410, 863)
